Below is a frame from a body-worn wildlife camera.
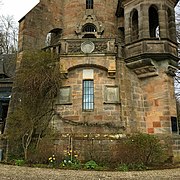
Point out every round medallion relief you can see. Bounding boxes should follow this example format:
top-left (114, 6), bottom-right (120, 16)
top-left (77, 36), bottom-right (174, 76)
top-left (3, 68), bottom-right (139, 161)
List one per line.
top-left (81, 41), bottom-right (95, 53)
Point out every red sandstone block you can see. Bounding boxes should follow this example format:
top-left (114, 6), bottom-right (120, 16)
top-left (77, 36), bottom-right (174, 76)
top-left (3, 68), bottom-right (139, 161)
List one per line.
top-left (154, 99), bottom-right (160, 106)
top-left (94, 115), bottom-right (103, 120)
top-left (66, 116), bottom-right (79, 121)
top-left (148, 128), bottom-right (154, 133)
top-left (153, 121), bottom-right (161, 128)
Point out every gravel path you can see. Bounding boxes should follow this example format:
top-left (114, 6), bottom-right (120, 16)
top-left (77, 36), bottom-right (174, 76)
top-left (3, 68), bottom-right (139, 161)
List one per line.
top-left (0, 164), bottom-right (180, 180)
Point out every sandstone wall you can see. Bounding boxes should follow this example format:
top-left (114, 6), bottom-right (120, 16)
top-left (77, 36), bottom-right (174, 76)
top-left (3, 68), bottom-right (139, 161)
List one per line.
top-left (18, 0), bottom-right (63, 52)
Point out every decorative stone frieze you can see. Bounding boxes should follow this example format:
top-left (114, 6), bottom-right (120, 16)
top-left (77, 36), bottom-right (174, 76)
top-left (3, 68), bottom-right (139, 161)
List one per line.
top-left (60, 39), bottom-right (116, 55)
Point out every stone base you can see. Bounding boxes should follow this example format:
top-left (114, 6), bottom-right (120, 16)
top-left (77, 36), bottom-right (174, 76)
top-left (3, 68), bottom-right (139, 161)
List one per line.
top-left (172, 135), bottom-right (180, 163)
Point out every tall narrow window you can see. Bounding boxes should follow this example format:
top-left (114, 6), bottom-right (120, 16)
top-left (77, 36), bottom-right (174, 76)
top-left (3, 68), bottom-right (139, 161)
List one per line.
top-left (83, 80), bottom-right (94, 111)
top-left (86, 0), bottom-right (93, 9)
top-left (149, 6), bottom-right (159, 38)
top-left (171, 116), bottom-right (178, 133)
top-left (131, 9), bottom-right (139, 41)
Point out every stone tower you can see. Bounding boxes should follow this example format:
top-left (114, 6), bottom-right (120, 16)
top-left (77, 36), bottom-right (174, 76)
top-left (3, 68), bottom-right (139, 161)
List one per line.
top-left (118, 0), bottom-right (179, 134)
top-left (11, 0), bottom-right (180, 161)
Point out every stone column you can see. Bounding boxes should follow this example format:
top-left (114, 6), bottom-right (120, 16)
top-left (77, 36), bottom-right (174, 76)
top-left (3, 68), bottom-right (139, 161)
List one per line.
top-left (124, 10), bottom-right (131, 44)
top-left (158, 9), bottom-right (168, 38)
top-left (170, 11), bottom-right (177, 42)
top-left (139, 4), bottom-right (149, 39)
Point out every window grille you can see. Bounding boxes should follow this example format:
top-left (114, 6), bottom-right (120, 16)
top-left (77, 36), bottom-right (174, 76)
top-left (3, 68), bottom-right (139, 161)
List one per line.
top-left (83, 80), bottom-right (94, 111)
top-left (82, 24), bottom-right (96, 32)
top-left (86, 0), bottom-right (93, 9)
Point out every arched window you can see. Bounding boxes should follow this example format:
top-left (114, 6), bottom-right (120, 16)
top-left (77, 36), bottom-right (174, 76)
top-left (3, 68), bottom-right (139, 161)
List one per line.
top-left (86, 0), bottom-right (93, 9)
top-left (149, 5), bottom-right (159, 38)
top-left (82, 23), bottom-right (96, 32)
top-left (45, 28), bottom-right (62, 46)
top-left (131, 9), bottom-right (139, 41)
top-left (82, 23), bottom-right (97, 38)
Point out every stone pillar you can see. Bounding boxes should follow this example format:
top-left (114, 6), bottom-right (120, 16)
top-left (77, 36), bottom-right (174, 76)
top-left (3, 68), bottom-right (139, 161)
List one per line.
top-left (139, 4), bottom-right (149, 39)
top-left (159, 9), bottom-right (168, 38)
top-left (124, 11), bottom-right (131, 44)
top-left (170, 11), bottom-right (177, 42)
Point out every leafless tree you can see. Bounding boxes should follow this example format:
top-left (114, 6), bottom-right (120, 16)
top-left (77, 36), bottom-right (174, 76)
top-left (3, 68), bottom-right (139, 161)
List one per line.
top-left (6, 51), bottom-right (62, 160)
top-left (176, 2), bottom-right (180, 54)
top-left (0, 15), bottom-right (18, 54)
top-left (175, 2), bottom-right (180, 130)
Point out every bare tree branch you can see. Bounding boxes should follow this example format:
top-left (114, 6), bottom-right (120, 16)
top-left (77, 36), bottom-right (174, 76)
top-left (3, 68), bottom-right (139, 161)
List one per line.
top-left (0, 15), bottom-right (18, 54)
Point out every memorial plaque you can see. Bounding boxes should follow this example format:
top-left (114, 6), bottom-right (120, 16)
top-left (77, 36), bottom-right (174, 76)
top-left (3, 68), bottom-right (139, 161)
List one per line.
top-left (104, 86), bottom-right (119, 103)
top-left (59, 87), bottom-right (71, 104)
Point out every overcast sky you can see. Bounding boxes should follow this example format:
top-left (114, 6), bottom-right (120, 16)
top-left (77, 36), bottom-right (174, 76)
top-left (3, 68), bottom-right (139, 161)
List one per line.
top-left (0, 0), bottom-right (39, 22)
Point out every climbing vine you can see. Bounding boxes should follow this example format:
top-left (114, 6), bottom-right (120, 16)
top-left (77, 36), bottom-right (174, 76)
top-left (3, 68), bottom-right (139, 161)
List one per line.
top-left (6, 50), bottom-right (62, 160)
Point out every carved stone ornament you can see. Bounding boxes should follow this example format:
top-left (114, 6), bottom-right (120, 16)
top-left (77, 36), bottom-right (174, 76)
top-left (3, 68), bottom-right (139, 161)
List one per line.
top-left (166, 65), bottom-right (178, 76)
top-left (75, 11), bottom-right (104, 38)
top-left (81, 41), bottom-right (95, 53)
top-left (126, 59), bottom-right (158, 78)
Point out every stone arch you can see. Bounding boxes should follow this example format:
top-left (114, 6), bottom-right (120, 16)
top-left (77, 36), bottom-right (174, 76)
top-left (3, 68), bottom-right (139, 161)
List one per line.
top-left (149, 5), bottom-right (159, 38)
top-left (82, 23), bottom-right (97, 33)
top-left (68, 64), bottom-right (108, 72)
top-left (82, 23), bottom-right (97, 38)
top-left (45, 28), bottom-right (62, 46)
top-left (130, 9), bottom-right (139, 41)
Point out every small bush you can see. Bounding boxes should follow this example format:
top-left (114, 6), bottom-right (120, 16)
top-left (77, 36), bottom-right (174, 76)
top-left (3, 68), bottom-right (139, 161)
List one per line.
top-left (15, 159), bottom-right (25, 166)
top-left (84, 160), bottom-right (98, 169)
top-left (122, 133), bottom-right (167, 165)
top-left (117, 164), bottom-right (129, 171)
